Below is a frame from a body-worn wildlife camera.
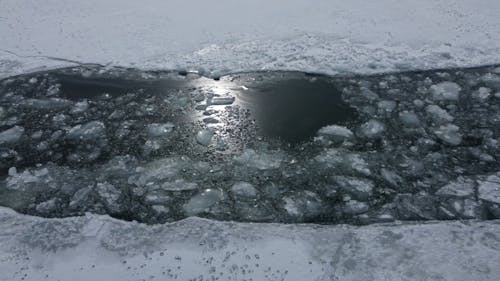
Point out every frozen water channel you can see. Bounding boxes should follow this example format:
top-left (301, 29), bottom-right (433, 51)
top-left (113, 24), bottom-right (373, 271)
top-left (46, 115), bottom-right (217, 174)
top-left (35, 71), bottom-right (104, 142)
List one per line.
top-left (1, 65), bottom-right (500, 225)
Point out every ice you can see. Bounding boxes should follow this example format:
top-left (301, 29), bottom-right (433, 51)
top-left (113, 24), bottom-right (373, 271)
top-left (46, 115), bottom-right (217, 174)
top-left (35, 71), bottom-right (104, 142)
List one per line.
top-left (132, 157), bottom-right (186, 186)
top-left (377, 100), bottom-right (397, 113)
top-left (195, 129), bottom-right (214, 146)
top-left (436, 177), bottom-right (475, 198)
top-left (343, 200), bottom-right (369, 215)
top-left (96, 182), bottom-right (123, 214)
top-left (22, 98), bottom-right (72, 110)
top-left (380, 168), bottom-right (403, 188)
top-left (70, 100), bottom-right (89, 114)
top-left (145, 123), bottom-right (174, 138)
top-left (208, 96), bottom-right (235, 105)
top-left (473, 87), bottom-right (491, 101)
top-left (478, 173), bottom-right (500, 204)
top-left (434, 124), bottom-right (462, 145)
top-left (425, 104), bottom-right (454, 124)
top-left (159, 179), bottom-right (197, 193)
top-left (481, 73), bottom-right (500, 90)
top-left (358, 119), bottom-right (385, 138)
top-left (430, 82), bottom-right (461, 101)
top-left (231, 182), bottom-right (258, 199)
top-left (399, 111), bottom-right (421, 128)
top-left (67, 121), bottom-right (106, 141)
top-left (234, 149), bottom-right (283, 170)
top-left (317, 125), bottom-right (353, 143)
top-left (0, 126), bottom-right (24, 146)
top-left (35, 198), bottom-right (58, 214)
top-left (315, 149), bottom-right (371, 176)
top-left (333, 176), bottom-right (374, 201)
top-left (395, 194), bottom-right (437, 220)
top-left (183, 188), bottom-right (225, 216)
top-left (282, 191), bottom-right (323, 220)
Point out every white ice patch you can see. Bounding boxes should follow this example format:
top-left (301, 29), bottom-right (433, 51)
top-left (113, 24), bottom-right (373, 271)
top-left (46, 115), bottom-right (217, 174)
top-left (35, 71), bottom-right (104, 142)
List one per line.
top-left (1, 208), bottom-right (499, 281)
top-left (1, 1), bottom-right (500, 78)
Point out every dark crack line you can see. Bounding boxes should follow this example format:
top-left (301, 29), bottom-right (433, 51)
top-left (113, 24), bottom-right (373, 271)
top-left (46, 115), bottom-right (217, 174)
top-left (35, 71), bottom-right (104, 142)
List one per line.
top-left (0, 48), bottom-right (108, 67)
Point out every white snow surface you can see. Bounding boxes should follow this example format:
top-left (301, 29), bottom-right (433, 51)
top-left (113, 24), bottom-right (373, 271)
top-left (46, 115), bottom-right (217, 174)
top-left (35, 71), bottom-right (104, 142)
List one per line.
top-left (1, 0), bottom-right (500, 78)
top-left (0, 207), bottom-right (499, 281)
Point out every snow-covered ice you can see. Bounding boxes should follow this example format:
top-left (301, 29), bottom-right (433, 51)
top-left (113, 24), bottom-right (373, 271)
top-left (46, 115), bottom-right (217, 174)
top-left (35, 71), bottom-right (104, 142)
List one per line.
top-left (1, 0), bottom-right (500, 78)
top-left (0, 208), bottom-right (499, 281)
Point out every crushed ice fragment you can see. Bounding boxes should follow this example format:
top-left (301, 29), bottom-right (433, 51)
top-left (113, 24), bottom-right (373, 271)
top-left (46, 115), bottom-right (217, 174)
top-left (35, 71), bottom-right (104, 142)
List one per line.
top-left (234, 149), bottom-right (283, 170)
top-left (399, 111), bottom-right (421, 128)
top-left (359, 119), bottom-right (385, 138)
top-left (430, 81), bottom-right (461, 101)
top-left (146, 123), bottom-right (174, 138)
top-left (183, 188), bottom-right (225, 216)
top-left (195, 129), bottom-right (214, 146)
top-left (333, 176), bottom-right (374, 201)
top-left (67, 121), bottom-right (106, 141)
top-left (435, 177), bottom-right (475, 198)
top-left (343, 200), bottom-right (369, 215)
top-left (231, 182), bottom-right (258, 199)
top-left (434, 124), bottom-right (462, 145)
top-left (377, 100), bottom-right (396, 113)
top-left (0, 126), bottom-right (24, 146)
top-left (317, 125), bottom-right (353, 143)
top-left (208, 96), bottom-right (235, 105)
top-left (477, 173), bottom-right (500, 204)
top-left (425, 105), bottom-right (454, 124)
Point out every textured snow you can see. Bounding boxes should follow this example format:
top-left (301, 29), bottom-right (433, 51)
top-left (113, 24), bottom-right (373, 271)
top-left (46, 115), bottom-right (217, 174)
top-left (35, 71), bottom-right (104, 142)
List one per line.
top-left (0, 208), bottom-right (499, 281)
top-left (1, 0), bottom-right (500, 78)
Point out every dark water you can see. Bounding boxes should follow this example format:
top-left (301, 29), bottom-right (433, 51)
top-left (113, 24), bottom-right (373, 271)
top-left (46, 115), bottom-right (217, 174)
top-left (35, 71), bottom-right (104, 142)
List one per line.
top-left (56, 71), bottom-right (357, 143)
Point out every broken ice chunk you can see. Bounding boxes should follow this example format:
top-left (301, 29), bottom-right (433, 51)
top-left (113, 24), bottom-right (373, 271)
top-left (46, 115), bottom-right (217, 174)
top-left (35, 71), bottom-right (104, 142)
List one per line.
top-left (399, 111), bottom-right (421, 128)
top-left (208, 96), bottom-right (235, 105)
top-left (96, 182), bottom-right (123, 214)
top-left (231, 182), bottom-right (258, 199)
top-left (317, 125), bottom-right (353, 143)
top-left (195, 129), bottom-right (214, 146)
top-left (425, 105), bottom-right (454, 124)
top-left (434, 124), bottom-right (462, 145)
top-left (183, 188), bottom-right (225, 216)
top-left (67, 121), bottom-right (106, 141)
top-left (234, 149), bottom-right (283, 170)
top-left (0, 126), bottom-right (24, 146)
top-left (435, 177), bottom-right (475, 198)
top-left (478, 173), bottom-right (500, 204)
top-left (430, 82), bottom-right (461, 101)
top-left (343, 200), bottom-right (369, 215)
top-left (359, 119), bottom-right (385, 138)
top-left (377, 100), bottom-right (397, 113)
top-left (333, 176), bottom-right (374, 201)
top-left (145, 123), bottom-right (174, 138)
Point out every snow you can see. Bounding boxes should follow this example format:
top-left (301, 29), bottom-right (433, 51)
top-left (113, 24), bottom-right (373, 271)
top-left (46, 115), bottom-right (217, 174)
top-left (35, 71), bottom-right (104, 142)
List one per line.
top-left (0, 207), bottom-right (499, 281)
top-left (1, 0), bottom-right (500, 78)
